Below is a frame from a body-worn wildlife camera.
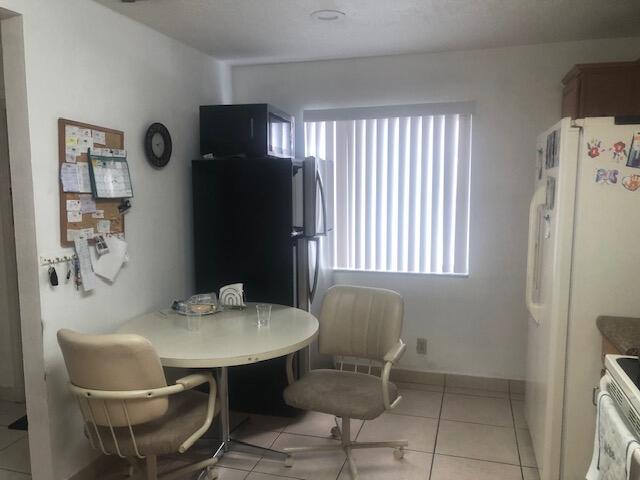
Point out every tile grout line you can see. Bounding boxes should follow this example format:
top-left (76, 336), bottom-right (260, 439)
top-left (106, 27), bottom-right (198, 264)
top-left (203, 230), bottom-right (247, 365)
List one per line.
top-left (508, 383), bottom-right (525, 480)
top-left (0, 434), bottom-right (27, 454)
top-left (245, 425), bottom-right (288, 478)
top-left (435, 451), bottom-right (525, 468)
top-left (0, 465), bottom-right (30, 476)
top-left (427, 390), bottom-right (445, 480)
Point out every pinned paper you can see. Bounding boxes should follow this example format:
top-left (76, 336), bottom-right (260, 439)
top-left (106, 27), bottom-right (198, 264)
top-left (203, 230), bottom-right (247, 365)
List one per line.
top-left (78, 194), bottom-right (96, 214)
top-left (66, 146), bottom-right (81, 163)
top-left (93, 236), bottom-right (128, 282)
top-left (61, 163), bottom-right (80, 192)
top-left (66, 229), bottom-right (81, 242)
top-left (92, 130), bottom-right (106, 145)
top-left (66, 199), bottom-right (81, 211)
top-left (77, 135), bottom-right (93, 153)
top-left (65, 126), bottom-right (80, 147)
top-left (77, 163), bottom-right (92, 193)
top-left (73, 234), bottom-right (97, 291)
top-left (67, 211), bottom-right (82, 223)
top-left (60, 162), bottom-right (91, 193)
top-left (66, 228), bottom-right (95, 242)
top-left (91, 210), bottom-right (105, 219)
top-left (97, 220), bottom-right (111, 234)
top-left (91, 147), bottom-right (113, 157)
top-left (111, 149), bottom-right (126, 158)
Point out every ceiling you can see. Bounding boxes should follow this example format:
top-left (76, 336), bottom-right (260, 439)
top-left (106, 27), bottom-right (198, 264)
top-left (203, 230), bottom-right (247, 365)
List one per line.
top-left (96, 0), bottom-right (640, 65)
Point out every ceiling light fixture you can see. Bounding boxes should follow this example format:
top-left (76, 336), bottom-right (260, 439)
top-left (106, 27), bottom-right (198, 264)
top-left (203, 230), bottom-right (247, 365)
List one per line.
top-left (310, 9), bottom-right (346, 22)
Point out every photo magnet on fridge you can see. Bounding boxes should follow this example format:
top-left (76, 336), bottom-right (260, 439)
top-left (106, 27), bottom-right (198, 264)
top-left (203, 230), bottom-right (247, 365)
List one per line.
top-left (610, 141), bottom-right (627, 162)
top-left (587, 139), bottom-right (604, 158)
top-left (622, 174), bottom-right (640, 192)
top-left (594, 169), bottom-right (619, 185)
top-left (545, 176), bottom-right (556, 210)
top-left (626, 132), bottom-right (640, 169)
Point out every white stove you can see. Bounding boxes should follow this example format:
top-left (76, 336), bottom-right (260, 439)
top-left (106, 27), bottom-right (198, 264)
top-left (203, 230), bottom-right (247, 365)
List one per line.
top-left (603, 355), bottom-right (640, 436)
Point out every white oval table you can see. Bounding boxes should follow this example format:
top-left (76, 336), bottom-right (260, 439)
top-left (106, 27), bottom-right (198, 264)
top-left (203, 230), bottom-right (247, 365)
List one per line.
top-left (117, 304), bottom-right (319, 464)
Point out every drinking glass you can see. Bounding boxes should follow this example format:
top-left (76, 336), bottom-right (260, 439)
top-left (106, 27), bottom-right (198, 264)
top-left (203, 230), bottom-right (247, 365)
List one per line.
top-left (186, 315), bottom-right (202, 332)
top-left (256, 304), bottom-right (272, 328)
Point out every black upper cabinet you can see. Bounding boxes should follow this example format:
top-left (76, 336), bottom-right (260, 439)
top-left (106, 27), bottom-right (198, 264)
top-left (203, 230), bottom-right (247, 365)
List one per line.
top-left (200, 104), bottom-right (294, 159)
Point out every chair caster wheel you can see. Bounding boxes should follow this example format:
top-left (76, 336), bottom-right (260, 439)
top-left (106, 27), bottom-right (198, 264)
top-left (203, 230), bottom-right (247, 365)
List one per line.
top-left (393, 447), bottom-right (405, 460)
top-left (330, 426), bottom-right (341, 439)
top-left (285, 455), bottom-right (294, 467)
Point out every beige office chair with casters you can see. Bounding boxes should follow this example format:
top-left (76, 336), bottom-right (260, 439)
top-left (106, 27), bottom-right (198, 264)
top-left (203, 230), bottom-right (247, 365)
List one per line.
top-left (58, 329), bottom-right (221, 480)
top-left (283, 285), bottom-right (408, 479)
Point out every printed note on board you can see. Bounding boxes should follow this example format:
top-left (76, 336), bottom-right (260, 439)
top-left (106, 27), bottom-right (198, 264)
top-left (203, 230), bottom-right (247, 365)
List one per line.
top-left (73, 234), bottom-right (97, 292)
top-left (92, 130), bottom-right (106, 145)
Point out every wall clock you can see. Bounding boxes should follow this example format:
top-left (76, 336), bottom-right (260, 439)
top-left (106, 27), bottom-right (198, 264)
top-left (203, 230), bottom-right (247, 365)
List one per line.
top-left (144, 123), bottom-right (172, 168)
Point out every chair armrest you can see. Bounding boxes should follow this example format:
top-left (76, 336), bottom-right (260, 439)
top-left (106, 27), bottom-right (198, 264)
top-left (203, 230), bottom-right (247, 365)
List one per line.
top-left (69, 382), bottom-right (185, 400)
top-left (178, 373), bottom-right (217, 453)
top-left (383, 340), bottom-right (406, 364)
top-left (175, 373), bottom-right (211, 390)
top-left (382, 340), bottom-right (406, 410)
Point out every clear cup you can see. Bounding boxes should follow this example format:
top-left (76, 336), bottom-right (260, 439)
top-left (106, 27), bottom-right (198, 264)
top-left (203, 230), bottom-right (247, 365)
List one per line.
top-left (187, 314), bottom-right (202, 332)
top-left (256, 304), bottom-right (272, 328)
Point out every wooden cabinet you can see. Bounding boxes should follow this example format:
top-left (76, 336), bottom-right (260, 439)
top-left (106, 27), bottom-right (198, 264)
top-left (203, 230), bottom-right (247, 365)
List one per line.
top-left (561, 60), bottom-right (640, 119)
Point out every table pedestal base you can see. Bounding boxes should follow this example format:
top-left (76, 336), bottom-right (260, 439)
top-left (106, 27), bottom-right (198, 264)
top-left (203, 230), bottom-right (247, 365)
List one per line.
top-left (196, 367), bottom-right (288, 479)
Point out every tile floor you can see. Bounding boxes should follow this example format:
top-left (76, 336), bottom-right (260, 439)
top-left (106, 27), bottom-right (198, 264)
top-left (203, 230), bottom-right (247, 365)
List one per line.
top-left (106, 380), bottom-right (537, 480)
top-left (0, 400), bottom-right (30, 480)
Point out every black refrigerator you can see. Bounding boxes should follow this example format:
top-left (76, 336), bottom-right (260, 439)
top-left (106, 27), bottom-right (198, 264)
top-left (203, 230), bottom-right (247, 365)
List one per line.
top-left (193, 104), bottom-right (331, 416)
top-left (192, 156), bottom-right (325, 416)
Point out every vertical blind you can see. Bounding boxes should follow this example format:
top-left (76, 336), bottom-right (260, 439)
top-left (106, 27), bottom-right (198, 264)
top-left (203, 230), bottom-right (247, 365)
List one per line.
top-left (305, 105), bottom-right (472, 275)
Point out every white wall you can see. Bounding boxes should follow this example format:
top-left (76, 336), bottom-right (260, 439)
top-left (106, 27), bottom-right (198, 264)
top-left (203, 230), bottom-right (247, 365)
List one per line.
top-left (232, 37), bottom-right (640, 380)
top-left (0, 1), bottom-right (230, 478)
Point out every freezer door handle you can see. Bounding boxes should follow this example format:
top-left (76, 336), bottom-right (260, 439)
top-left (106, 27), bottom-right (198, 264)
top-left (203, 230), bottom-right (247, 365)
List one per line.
top-left (526, 185), bottom-right (546, 325)
top-left (316, 172), bottom-right (327, 236)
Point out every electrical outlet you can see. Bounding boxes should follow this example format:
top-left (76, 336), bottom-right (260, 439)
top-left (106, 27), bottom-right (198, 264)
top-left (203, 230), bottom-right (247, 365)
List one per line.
top-left (416, 337), bottom-right (427, 355)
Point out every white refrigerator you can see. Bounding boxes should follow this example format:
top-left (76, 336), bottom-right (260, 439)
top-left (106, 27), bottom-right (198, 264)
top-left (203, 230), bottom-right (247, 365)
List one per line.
top-left (526, 116), bottom-right (640, 480)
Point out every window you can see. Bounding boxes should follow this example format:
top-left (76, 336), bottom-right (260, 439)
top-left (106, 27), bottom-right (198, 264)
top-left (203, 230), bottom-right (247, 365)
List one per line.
top-left (304, 102), bottom-right (472, 275)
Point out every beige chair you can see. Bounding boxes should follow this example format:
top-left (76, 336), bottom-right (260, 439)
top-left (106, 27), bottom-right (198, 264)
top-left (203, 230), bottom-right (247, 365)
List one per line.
top-left (57, 329), bottom-right (220, 480)
top-left (283, 285), bottom-right (408, 479)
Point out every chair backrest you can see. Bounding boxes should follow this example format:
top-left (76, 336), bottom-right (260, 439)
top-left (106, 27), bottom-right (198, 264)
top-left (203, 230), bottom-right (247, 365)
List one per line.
top-left (57, 329), bottom-right (169, 427)
top-left (318, 285), bottom-right (404, 362)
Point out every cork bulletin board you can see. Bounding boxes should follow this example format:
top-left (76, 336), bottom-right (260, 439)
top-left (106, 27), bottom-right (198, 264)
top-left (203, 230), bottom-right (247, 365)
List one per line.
top-left (58, 118), bottom-right (125, 247)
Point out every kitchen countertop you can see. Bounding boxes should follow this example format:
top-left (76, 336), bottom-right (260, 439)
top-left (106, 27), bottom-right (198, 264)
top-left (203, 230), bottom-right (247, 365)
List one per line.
top-left (597, 315), bottom-right (640, 356)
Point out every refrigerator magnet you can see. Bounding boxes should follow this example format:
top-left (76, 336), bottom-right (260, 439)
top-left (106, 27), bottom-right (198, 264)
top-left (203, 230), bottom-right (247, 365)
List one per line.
top-left (610, 141), bottom-right (627, 162)
top-left (626, 132), bottom-right (640, 169)
top-left (545, 176), bottom-right (556, 210)
top-left (594, 168), bottom-right (619, 185)
top-left (587, 139), bottom-right (604, 158)
top-left (537, 148), bottom-right (544, 180)
top-left (622, 174), bottom-right (640, 192)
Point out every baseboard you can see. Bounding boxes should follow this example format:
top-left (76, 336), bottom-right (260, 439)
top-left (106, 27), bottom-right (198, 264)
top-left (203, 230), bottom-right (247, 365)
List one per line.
top-left (340, 362), bottom-right (524, 395)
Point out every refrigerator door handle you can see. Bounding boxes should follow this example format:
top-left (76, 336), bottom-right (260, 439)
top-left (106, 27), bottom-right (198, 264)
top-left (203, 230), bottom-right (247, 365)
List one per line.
top-left (308, 238), bottom-right (320, 304)
top-left (316, 172), bottom-right (327, 236)
top-left (526, 185), bottom-right (546, 325)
